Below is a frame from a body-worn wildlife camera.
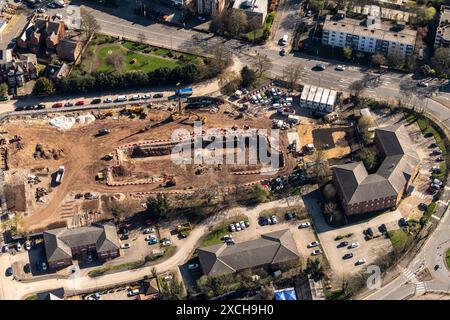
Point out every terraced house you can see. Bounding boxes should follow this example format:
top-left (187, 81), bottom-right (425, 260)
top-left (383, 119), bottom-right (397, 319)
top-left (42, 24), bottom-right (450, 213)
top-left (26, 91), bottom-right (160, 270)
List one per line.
top-left (333, 125), bottom-right (420, 215)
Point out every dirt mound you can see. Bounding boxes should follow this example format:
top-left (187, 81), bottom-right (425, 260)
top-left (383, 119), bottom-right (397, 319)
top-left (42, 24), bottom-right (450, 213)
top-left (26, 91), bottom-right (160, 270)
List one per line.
top-left (34, 144), bottom-right (65, 160)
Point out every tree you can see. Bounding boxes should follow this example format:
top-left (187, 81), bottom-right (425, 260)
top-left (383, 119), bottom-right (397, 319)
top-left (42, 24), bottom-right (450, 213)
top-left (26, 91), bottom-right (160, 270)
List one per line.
top-left (159, 273), bottom-right (185, 300)
top-left (227, 9), bottom-right (248, 36)
top-left (218, 69), bottom-right (240, 94)
top-left (312, 151), bottom-right (331, 186)
top-left (105, 50), bottom-right (125, 70)
top-left (304, 258), bottom-right (324, 281)
top-left (283, 63), bottom-right (304, 90)
top-left (145, 194), bottom-right (170, 222)
top-left (248, 16), bottom-right (261, 42)
top-left (387, 47), bottom-right (405, 69)
top-left (431, 47), bottom-right (450, 74)
top-left (323, 201), bottom-right (337, 215)
top-left (308, 0), bottom-right (325, 12)
top-left (322, 183), bottom-right (337, 201)
top-left (252, 53), bottom-right (272, 78)
top-left (210, 43), bottom-right (233, 74)
top-left (80, 9), bottom-right (99, 40)
top-left (358, 115), bottom-right (377, 145)
top-left (241, 65), bottom-right (257, 88)
top-left (33, 77), bottom-right (55, 96)
top-left (137, 32), bottom-right (147, 44)
top-left (252, 183), bottom-right (270, 204)
top-left (259, 285), bottom-right (274, 300)
top-left (0, 83), bottom-right (8, 98)
top-left (371, 53), bottom-right (387, 66)
top-left (359, 147), bottom-right (378, 172)
top-left (349, 80), bottom-right (365, 98)
top-left (413, 6), bottom-right (436, 27)
top-left (343, 47), bottom-right (352, 60)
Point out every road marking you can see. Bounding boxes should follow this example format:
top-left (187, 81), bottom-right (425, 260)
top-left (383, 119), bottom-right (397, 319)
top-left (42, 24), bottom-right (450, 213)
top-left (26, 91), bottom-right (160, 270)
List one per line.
top-left (403, 269), bottom-right (415, 280)
top-left (415, 282), bottom-right (426, 294)
top-left (411, 190), bottom-right (428, 200)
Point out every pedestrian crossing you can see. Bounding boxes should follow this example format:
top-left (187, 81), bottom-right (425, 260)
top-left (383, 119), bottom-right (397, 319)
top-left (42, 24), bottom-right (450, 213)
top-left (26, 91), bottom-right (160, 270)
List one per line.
top-left (415, 282), bottom-right (426, 294)
top-left (411, 190), bottom-right (428, 200)
top-left (403, 269), bottom-right (415, 280)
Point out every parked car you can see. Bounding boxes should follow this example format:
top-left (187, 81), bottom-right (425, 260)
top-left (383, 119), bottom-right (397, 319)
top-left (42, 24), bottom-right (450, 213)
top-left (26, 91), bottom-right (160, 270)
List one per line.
top-left (271, 215), bottom-right (278, 224)
top-left (52, 102), bottom-right (63, 108)
top-left (343, 253), bottom-right (354, 260)
top-left (379, 224), bottom-right (387, 233)
top-left (144, 235), bottom-right (156, 241)
top-left (337, 241), bottom-right (348, 248)
top-left (120, 234), bottom-right (129, 240)
top-left (307, 241), bottom-right (320, 248)
top-left (127, 289), bottom-right (140, 296)
top-left (148, 238), bottom-right (158, 245)
top-left (36, 103), bottom-right (46, 109)
top-left (5, 267), bottom-right (13, 277)
top-left (229, 223), bottom-right (236, 232)
top-left (355, 258), bottom-right (366, 266)
top-left (335, 65), bottom-right (346, 71)
top-left (235, 223), bottom-right (241, 231)
top-left (41, 262), bottom-right (47, 271)
top-left (418, 81), bottom-right (429, 87)
top-left (75, 100), bottom-right (85, 106)
top-left (25, 241), bottom-right (31, 251)
top-left (2, 245), bottom-right (9, 253)
top-left (16, 243), bottom-right (22, 251)
top-left (161, 240), bottom-right (171, 246)
top-left (311, 249), bottom-right (322, 256)
top-left (131, 95), bottom-right (141, 101)
top-left (244, 220), bottom-right (250, 228)
top-left (188, 263), bottom-right (199, 270)
top-left (259, 217), bottom-right (269, 226)
top-left (436, 156), bottom-right (444, 162)
top-left (365, 227), bottom-right (374, 237)
top-left (142, 94), bottom-right (151, 99)
top-left (418, 203), bottom-right (428, 211)
top-left (314, 64), bottom-right (326, 71)
top-left (239, 221), bottom-right (246, 230)
top-left (143, 227), bottom-right (154, 234)
top-left (103, 98), bottom-right (113, 103)
top-left (91, 98), bottom-right (101, 104)
top-left (280, 48), bottom-right (286, 56)
top-left (348, 242), bottom-right (359, 249)
top-left (37, 8), bottom-right (46, 13)
top-left (432, 149), bottom-right (442, 156)
top-left (64, 102), bottom-right (74, 107)
top-left (120, 243), bottom-right (130, 249)
top-left (285, 212), bottom-right (294, 220)
top-left (299, 222), bottom-right (311, 228)
top-left (430, 143), bottom-right (439, 148)
top-left (399, 218), bottom-right (408, 227)
top-left (153, 93), bottom-right (164, 98)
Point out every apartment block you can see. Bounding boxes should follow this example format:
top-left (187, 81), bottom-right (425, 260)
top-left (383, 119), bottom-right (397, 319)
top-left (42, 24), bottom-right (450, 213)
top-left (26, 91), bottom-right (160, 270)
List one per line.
top-left (322, 12), bottom-right (416, 58)
top-left (434, 5), bottom-right (450, 48)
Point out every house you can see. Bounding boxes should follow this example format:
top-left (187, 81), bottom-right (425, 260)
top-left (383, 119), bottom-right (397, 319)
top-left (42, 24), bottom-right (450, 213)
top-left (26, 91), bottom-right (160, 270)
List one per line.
top-left (17, 16), bottom-right (66, 55)
top-left (43, 222), bottom-right (120, 269)
top-left (57, 38), bottom-right (82, 61)
top-left (434, 5), bottom-right (450, 48)
top-left (197, 229), bottom-right (300, 276)
top-left (36, 288), bottom-right (65, 300)
top-left (197, 0), bottom-right (225, 17)
top-left (322, 12), bottom-right (417, 58)
top-left (0, 54), bottom-right (38, 88)
top-left (137, 278), bottom-right (160, 300)
top-left (333, 124), bottom-right (420, 215)
top-left (232, 0), bottom-right (268, 27)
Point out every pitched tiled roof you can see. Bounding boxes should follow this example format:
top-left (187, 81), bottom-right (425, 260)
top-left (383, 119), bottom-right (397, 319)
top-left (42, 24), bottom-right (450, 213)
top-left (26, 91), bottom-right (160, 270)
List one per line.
top-left (44, 222), bottom-right (120, 263)
top-left (333, 124), bottom-right (420, 205)
top-left (197, 229), bottom-right (300, 276)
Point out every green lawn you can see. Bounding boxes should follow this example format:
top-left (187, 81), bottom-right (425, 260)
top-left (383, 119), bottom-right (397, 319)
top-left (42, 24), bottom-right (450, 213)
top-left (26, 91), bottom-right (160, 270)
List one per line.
top-left (446, 248), bottom-right (450, 269)
top-left (388, 228), bottom-right (412, 252)
top-left (95, 45), bottom-right (179, 73)
top-left (201, 215), bottom-right (248, 247)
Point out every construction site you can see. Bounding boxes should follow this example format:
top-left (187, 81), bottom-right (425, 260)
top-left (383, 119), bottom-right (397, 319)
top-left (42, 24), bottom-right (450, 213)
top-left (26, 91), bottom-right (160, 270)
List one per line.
top-left (0, 101), bottom-right (296, 231)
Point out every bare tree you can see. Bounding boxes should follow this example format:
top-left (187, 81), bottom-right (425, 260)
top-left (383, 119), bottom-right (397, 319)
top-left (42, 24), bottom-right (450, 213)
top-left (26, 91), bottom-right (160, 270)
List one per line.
top-left (248, 16), bottom-right (261, 42)
top-left (283, 63), bottom-right (305, 90)
top-left (105, 50), bottom-right (125, 70)
top-left (227, 9), bottom-right (248, 36)
top-left (137, 32), bottom-right (147, 45)
top-left (80, 9), bottom-right (100, 41)
top-left (252, 53), bottom-right (272, 78)
top-left (210, 43), bottom-right (233, 74)
top-left (349, 80), bottom-right (365, 98)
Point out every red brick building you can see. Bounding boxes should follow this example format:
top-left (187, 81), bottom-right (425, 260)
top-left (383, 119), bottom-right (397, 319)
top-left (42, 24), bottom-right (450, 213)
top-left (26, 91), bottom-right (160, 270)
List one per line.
top-left (43, 222), bottom-right (120, 269)
top-left (333, 125), bottom-right (420, 215)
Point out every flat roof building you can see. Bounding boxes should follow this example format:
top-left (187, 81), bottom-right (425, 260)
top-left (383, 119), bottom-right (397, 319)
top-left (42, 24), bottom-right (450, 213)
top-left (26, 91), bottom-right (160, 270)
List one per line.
top-left (322, 13), bottom-right (417, 58)
top-left (300, 85), bottom-right (337, 113)
top-left (434, 5), bottom-right (450, 48)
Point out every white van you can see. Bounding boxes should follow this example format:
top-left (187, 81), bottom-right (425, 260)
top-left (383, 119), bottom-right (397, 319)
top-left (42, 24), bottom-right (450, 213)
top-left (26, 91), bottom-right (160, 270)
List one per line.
top-left (281, 34), bottom-right (288, 46)
top-left (127, 289), bottom-right (140, 296)
top-left (116, 95), bottom-right (128, 102)
top-left (285, 97), bottom-right (293, 103)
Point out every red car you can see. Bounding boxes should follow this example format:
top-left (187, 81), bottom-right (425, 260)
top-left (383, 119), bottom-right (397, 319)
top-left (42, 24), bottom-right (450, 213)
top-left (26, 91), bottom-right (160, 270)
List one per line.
top-left (75, 100), bottom-right (85, 106)
top-left (52, 102), bottom-right (63, 108)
